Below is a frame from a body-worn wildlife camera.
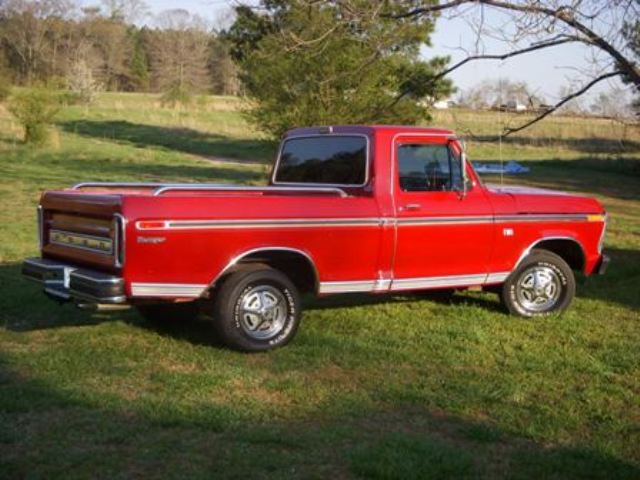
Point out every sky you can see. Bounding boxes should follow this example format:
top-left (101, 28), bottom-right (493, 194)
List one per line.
top-left (90, 0), bottom-right (627, 104)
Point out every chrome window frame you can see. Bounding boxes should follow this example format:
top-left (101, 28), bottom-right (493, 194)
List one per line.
top-left (271, 134), bottom-right (371, 188)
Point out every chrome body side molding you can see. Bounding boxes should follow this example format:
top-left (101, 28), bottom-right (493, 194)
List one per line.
top-left (318, 280), bottom-right (377, 294)
top-left (512, 236), bottom-right (586, 271)
top-left (130, 283), bottom-right (207, 298)
top-left (210, 246), bottom-right (320, 292)
top-left (318, 271), bottom-right (512, 294)
top-left (390, 273), bottom-right (487, 291)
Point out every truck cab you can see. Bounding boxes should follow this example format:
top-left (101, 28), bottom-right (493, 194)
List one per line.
top-left (23, 125), bottom-right (609, 351)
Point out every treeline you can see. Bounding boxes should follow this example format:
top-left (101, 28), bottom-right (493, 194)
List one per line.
top-left (0, 1), bottom-right (240, 97)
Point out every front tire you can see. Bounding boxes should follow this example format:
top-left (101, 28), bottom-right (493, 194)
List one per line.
top-left (209, 266), bottom-right (301, 352)
top-left (501, 249), bottom-right (575, 317)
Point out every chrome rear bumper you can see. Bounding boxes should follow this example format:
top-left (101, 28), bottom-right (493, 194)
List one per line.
top-left (22, 257), bottom-right (126, 304)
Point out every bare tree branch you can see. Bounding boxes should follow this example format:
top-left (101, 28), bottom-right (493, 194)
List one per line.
top-left (503, 70), bottom-right (624, 136)
top-left (386, 0), bottom-right (640, 87)
top-left (432, 37), bottom-right (579, 83)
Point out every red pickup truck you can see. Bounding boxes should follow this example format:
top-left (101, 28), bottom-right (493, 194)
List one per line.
top-left (23, 125), bottom-right (609, 351)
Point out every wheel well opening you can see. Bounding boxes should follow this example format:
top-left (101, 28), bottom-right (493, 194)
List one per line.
top-left (534, 239), bottom-right (585, 271)
top-left (233, 250), bottom-right (318, 294)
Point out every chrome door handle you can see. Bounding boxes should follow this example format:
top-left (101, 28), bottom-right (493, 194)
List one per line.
top-left (403, 204), bottom-right (421, 211)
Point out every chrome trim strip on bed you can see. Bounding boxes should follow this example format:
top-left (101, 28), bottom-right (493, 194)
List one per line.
top-left (130, 283), bottom-right (207, 298)
top-left (154, 185), bottom-right (349, 197)
top-left (71, 182), bottom-right (348, 198)
top-left (73, 182), bottom-right (169, 190)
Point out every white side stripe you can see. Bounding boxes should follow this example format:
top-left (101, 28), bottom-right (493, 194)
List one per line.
top-left (318, 280), bottom-right (376, 294)
top-left (136, 213), bottom-right (594, 231)
top-left (131, 283), bottom-right (207, 297)
top-left (390, 274), bottom-right (487, 291)
top-left (131, 272), bottom-right (512, 298)
top-left (319, 271), bottom-right (512, 294)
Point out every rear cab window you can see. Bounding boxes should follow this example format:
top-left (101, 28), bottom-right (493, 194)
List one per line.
top-left (273, 135), bottom-right (368, 186)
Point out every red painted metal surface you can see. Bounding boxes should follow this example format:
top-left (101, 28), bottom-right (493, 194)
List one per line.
top-left (37, 125), bottom-right (607, 299)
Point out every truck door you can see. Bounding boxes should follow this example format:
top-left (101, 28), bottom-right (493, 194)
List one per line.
top-left (391, 135), bottom-right (494, 290)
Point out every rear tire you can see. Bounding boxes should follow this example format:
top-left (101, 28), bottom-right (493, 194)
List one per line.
top-left (501, 249), bottom-right (575, 317)
top-left (208, 266), bottom-right (301, 352)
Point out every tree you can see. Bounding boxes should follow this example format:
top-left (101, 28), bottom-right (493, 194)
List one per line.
top-left (0, 0), bottom-right (75, 84)
top-left (622, 6), bottom-right (639, 113)
top-left (225, 1), bottom-right (453, 138)
top-left (66, 58), bottom-right (102, 103)
top-left (7, 87), bottom-right (62, 144)
top-left (378, 0), bottom-right (640, 134)
top-left (127, 25), bottom-right (150, 91)
top-left (149, 9), bottom-right (211, 103)
top-left (458, 78), bottom-right (543, 110)
top-left (100, 0), bottom-right (148, 24)
top-left (85, 16), bottom-right (132, 90)
top-left (209, 36), bottom-right (240, 96)
top-left (590, 87), bottom-right (635, 119)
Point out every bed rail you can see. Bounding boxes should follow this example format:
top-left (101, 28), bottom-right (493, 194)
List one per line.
top-left (71, 182), bottom-right (348, 198)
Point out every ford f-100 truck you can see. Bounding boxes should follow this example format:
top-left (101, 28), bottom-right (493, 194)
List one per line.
top-left (23, 125), bottom-right (609, 351)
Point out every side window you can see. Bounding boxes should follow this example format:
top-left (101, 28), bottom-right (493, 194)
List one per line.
top-left (398, 143), bottom-right (462, 192)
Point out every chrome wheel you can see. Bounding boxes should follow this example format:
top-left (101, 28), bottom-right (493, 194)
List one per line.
top-left (515, 266), bottom-right (562, 312)
top-left (238, 285), bottom-right (288, 340)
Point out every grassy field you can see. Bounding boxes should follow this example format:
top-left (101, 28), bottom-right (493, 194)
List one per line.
top-left (0, 92), bottom-right (639, 479)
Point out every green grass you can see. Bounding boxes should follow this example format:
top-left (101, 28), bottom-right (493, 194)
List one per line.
top-left (0, 92), bottom-right (639, 478)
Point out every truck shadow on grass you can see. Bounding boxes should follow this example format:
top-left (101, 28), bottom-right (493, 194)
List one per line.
top-left (59, 120), bottom-right (276, 163)
top-left (0, 349), bottom-right (638, 478)
top-left (2, 246), bottom-right (637, 336)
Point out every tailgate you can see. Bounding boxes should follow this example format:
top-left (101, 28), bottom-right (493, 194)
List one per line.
top-left (40, 191), bottom-right (125, 272)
